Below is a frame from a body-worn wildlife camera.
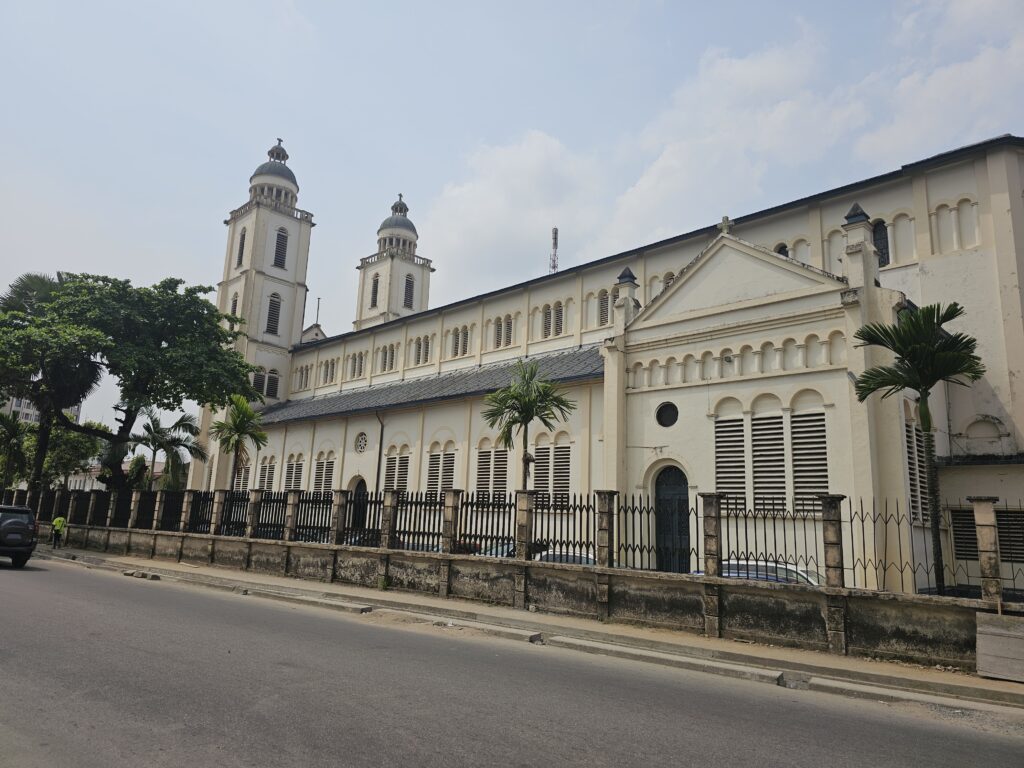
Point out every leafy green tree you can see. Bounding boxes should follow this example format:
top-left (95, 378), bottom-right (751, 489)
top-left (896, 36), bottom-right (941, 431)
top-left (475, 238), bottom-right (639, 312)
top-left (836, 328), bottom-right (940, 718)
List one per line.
top-left (21, 274), bottom-right (257, 490)
top-left (209, 395), bottom-right (268, 488)
top-left (132, 407), bottom-right (208, 490)
top-left (0, 412), bottom-right (30, 490)
top-left (25, 421), bottom-right (104, 488)
top-left (854, 303), bottom-right (985, 596)
top-left (482, 360), bottom-right (576, 491)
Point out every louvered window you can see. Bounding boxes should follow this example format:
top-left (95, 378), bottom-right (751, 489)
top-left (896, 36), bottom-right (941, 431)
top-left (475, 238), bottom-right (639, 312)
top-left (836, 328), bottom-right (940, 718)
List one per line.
top-left (313, 459), bottom-right (334, 493)
top-left (236, 229), bottom-right (246, 267)
top-left (533, 446), bottom-right (551, 494)
top-left (384, 456), bottom-right (397, 490)
top-left (504, 316), bottom-right (512, 347)
top-left (404, 275), bottom-right (414, 309)
top-left (873, 220), bottom-right (890, 267)
top-left (477, 450), bottom-right (491, 492)
top-left (284, 460), bottom-right (303, 491)
top-left (233, 464), bottom-right (251, 491)
top-left (451, 328), bottom-right (460, 358)
top-left (422, 338), bottom-right (430, 363)
top-left (752, 415), bottom-right (785, 512)
top-left (492, 449), bottom-right (508, 493)
top-left (427, 454), bottom-right (441, 496)
top-left (415, 339), bottom-right (422, 365)
top-left (396, 455), bottom-right (409, 491)
top-left (553, 444), bottom-right (571, 507)
top-left (258, 462), bottom-right (275, 490)
top-left (715, 418), bottom-right (746, 511)
top-left (542, 306), bottom-right (552, 338)
top-left (598, 291), bottom-right (609, 326)
top-left (791, 412), bottom-right (828, 512)
top-left (949, 509), bottom-right (978, 560)
top-left (266, 371), bottom-right (279, 399)
top-left (266, 294), bottom-right (281, 335)
top-left (905, 420), bottom-right (928, 520)
top-left (252, 369), bottom-right (266, 395)
top-left (230, 293), bottom-right (238, 316)
top-left (494, 319), bottom-right (503, 349)
top-left (273, 228), bottom-right (288, 268)
top-left (441, 452), bottom-right (455, 492)
top-left (553, 303), bottom-right (564, 336)
top-left (370, 274), bottom-right (379, 308)
top-left (998, 509), bottom-right (1024, 561)
top-left (460, 327), bottom-right (468, 357)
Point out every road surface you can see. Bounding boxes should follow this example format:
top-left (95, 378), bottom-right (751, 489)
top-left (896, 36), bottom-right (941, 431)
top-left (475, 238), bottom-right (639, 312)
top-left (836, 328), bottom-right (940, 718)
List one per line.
top-left (1, 557), bottom-right (1021, 767)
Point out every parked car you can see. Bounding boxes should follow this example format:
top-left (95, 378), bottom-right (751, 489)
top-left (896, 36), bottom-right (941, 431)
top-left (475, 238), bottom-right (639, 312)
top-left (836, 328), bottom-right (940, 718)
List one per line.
top-left (714, 559), bottom-right (824, 586)
top-left (534, 548), bottom-right (596, 565)
top-left (0, 505), bottom-right (38, 568)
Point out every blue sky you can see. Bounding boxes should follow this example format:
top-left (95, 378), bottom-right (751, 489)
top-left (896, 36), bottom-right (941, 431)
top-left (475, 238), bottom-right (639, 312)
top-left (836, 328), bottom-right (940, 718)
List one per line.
top-left (1, 0), bottom-right (1022, 426)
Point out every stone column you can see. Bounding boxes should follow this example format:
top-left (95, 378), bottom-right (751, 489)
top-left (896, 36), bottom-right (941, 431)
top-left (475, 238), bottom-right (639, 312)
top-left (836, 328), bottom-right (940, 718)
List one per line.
top-left (699, 492), bottom-right (726, 639)
top-left (179, 491), bottom-right (193, 533)
top-left (86, 490), bottom-right (100, 526)
top-left (283, 490), bottom-right (300, 542)
top-left (595, 490), bottom-right (618, 622)
top-left (969, 496), bottom-right (1002, 603)
top-left (440, 489), bottom-right (464, 555)
top-left (245, 489), bottom-right (264, 539)
top-left (513, 490), bottom-right (536, 610)
top-left (210, 490), bottom-right (226, 536)
top-left (818, 493), bottom-right (849, 655)
top-left (329, 489), bottom-right (350, 545)
top-left (380, 491), bottom-right (398, 550)
top-left (127, 490), bottom-right (142, 529)
top-left (105, 492), bottom-right (117, 527)
top-left (151, 491), bottom-right (164, 531)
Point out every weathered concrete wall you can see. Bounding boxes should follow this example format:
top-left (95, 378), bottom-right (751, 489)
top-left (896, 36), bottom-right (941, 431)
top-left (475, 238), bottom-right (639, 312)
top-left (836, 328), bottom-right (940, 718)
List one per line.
top-left (153, 534), bottom-right (181, 561)
top-left (212, 539), bottom-right (249, 570)
top-left (106, 530), bottom-right (129, 556)
top-left (388, 553), bottom-right (441, 593)
top-left (449, 558), bottom-right (516, 606)
top-left (334, 549), bottom-right (384, 587)
top-left (527, 564), bottom-right (599, 618)
top-left (180, 535), bottom-right (212, 565)
top-left (249, 542), bottom-right (288, 575)
top-left (287, 545), bottom-right (334, 582)
top-left (128, 532), bottom-right (155, 558)
top-left (607, 571), bottom-right (704, 631)
top-left (720, 581), bottom-right (829, 650)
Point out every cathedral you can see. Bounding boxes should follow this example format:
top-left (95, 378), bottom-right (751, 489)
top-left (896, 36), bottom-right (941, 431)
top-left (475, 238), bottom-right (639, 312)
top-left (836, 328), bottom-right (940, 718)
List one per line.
top-left (192, 135), bottom-right (1024, 540)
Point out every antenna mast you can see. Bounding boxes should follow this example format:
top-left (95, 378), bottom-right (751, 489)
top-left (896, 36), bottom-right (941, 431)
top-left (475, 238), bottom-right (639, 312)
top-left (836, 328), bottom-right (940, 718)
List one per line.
top-left (549, 227), bottom-right (559, 274)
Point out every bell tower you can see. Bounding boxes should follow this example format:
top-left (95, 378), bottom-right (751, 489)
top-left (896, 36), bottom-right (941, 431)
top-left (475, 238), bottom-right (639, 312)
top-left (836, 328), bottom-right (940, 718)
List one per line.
top-left (189, 139), bottom-right (315, 490)
top-left (354, 195), bottom-right (434, 330)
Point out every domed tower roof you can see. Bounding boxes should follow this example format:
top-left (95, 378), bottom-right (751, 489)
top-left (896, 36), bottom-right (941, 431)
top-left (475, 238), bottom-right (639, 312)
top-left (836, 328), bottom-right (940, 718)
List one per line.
top-left (250, 139), bottom-right (298, 188)
top-left (377, 194), bottom-right (418, 236)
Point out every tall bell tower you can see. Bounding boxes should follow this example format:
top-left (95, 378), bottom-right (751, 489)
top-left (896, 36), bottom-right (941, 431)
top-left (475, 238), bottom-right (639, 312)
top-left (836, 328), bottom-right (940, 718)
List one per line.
top-left (354, 195), bottom-right (434, 329)
top-left (189, 140), bottom-right (315, 489)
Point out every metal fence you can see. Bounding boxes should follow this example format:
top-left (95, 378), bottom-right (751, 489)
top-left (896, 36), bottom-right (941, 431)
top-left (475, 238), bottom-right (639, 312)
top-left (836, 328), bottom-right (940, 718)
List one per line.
top-left (188, 491), bottom-right (215, 534)
top-left (110, 492), bottom-right (133, 528)
top-left (133, 491), bottom-right (157, 529)
top-left (90, 491), bottom-right (111, 526)
top-left (1, 489), bottom-right (12, 505)
top-left (69, 492), bottom-right (90, 525)
top-left (255, 491), bottom-right (288, 540)
top-left (340, 491), bottom-right (382, 547)
top-left (220, 491), bottom-right (249, 537)
top-left (459, 492), bottom-right (515, 556)
top-left (532, 493), bottom-right (597, 563)
top-left (158, 491), bottom-right (184, 531)
top-left (295, 491), bottom-right (333, 543)
top-left (393, 492), bottom-right (443, 552)
top-left (36, 490), bottom-right (56, 522)
top-left (615, 494), bottom-right (702, 573)
top-left (719, 502), bottom-right (825, 585)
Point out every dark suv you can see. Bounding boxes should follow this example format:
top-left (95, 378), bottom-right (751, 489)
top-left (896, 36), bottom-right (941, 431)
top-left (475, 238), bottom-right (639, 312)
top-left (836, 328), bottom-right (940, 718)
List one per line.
top-left (0, 505), bottom-right (38, 568)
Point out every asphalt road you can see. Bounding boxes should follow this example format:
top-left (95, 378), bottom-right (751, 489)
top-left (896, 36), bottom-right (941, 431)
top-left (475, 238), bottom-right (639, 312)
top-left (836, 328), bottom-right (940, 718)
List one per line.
top-left (1, 558), bottom-right (1022, 768)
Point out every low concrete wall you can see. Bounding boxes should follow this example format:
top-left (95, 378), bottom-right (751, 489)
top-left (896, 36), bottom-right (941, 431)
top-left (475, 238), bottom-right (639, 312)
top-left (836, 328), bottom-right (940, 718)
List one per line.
top-left (49, 523), bottom-right (1024, 669)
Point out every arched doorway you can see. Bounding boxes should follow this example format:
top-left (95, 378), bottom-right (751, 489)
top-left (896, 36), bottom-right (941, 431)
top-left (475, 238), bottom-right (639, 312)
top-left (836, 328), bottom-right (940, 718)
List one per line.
top-left (654, 466), bottom-right (690, 573)
top-left (349, 477), bottom-right (368, 531)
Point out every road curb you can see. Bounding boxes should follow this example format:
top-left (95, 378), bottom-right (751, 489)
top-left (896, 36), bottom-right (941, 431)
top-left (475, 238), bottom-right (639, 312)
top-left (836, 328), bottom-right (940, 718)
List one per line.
top-left (36, 550), bottom-right (1024, 713)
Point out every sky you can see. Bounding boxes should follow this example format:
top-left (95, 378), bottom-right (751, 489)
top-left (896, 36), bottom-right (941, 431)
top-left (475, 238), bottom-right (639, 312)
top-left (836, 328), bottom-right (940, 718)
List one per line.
top-left (1, 0), bottom-right (1022, 428)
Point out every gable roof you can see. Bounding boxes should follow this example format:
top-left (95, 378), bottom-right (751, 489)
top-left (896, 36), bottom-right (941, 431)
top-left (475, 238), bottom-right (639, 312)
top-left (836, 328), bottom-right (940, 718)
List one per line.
top-left (261, 344), bottom-right (604, 425)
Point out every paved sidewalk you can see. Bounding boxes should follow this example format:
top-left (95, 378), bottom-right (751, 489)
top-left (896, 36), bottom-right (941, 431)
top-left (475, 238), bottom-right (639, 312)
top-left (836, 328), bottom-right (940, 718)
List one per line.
top-left (36, 546), bottom-right (1024, 711)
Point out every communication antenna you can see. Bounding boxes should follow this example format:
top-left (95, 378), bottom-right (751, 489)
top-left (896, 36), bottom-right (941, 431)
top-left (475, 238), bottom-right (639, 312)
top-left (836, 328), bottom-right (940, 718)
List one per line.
top-left (549, 227), bottom-right (559, 274)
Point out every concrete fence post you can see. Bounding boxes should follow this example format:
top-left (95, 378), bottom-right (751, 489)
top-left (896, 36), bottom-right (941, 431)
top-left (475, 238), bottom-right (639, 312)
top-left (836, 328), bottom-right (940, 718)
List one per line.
top-left (380, 491), bottom-right (398, 550)
top-left (105, 492), bottom-right (117, 527)
top-left (513, 490), bottom-right (537, 610)
top-left (283, 490), bottom-right (300, 542)
top-left (968, 496), bottom-right (1002, 603)
top-left (151, 491), bottom-right (164, 531)
top-left (179, 491), bottom-right (193, 532)
top-left (330, 490), bottom-right (350, 545)
top-left (51, 489), bottom-right (64, 523)
top-left (441, 489), bottom-right (464, 555)
top-left (210, 490), bottom-right (227, 536)
top-left (818, 493), bottom-right (849, 656)
top-left (595, 490), bottom-right (618, 569)
top-left (698, 492), bottom-right (727, 638)
top-left (127, 490), bottom-right (142, 529)
top-left (85, 490), bottom-right (101, 526)
top-left (245, 489), bottom-right (264, 539)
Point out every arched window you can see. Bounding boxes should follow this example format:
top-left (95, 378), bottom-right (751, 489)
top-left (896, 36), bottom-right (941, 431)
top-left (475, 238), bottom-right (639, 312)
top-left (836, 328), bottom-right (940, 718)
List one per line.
top-left (460, 326), bottom-right (469, 356)
top-left (236, 228), bottom-right (246, 267)
top-left (370, 273), bottom-right (379, 308)
top-left (452, 327), bottom-right (461, 357)
top-left (597, 290), bottom-right (609, 326)
top-left (253, 368), bottom-right (266, 395)
top-left (504, 315), bottom-right (513, 347)
top-left (494, 317), bottom-right (503, 349)
top-left (266, 370), bottom-right (279, 399)
top-left (553, 302), bottom-right (564, 336)
top-left (415, 338), bottom-right (423, 365)
top-left (230, 293), bottom-right (238, 316)
top-left (265, 293), bottom-right (282, 335)
top-left (774, 243), bottom-right (789, 258)
top-left (872, 220), bottom-right (890, 267)
top-left (422, 337), bottom-right (430, 363)
top-left (273, 228), bottom-right (288, 269)
top-left (542, 305), bottom-right (552, 338)
top-left (404, 274), bottom-right (414, 309)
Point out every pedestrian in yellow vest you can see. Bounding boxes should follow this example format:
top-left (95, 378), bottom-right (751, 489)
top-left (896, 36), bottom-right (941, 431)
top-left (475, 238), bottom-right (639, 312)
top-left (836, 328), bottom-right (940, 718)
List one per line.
top-left (51, 514), bottom-right (67, 549)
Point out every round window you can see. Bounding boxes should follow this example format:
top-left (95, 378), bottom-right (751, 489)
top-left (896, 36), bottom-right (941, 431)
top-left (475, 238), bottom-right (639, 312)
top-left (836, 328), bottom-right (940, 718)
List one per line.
top-left (354, 432), bottom-right (369, 453)
top-left (656, 402), bottom-right (678, 428)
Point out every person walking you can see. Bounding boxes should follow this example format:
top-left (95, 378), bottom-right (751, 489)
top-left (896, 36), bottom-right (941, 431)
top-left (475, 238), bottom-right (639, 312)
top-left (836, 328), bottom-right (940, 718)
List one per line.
top-left (51, 512), bottom-right (67, 549)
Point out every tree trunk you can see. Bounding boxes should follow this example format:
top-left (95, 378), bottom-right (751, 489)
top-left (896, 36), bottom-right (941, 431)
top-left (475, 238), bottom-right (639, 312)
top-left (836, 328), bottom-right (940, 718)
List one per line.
top-left (230, 447), bottom-right (240, 493)
top-left (919, 394), bottom-right (946, 596)
top-left (30, 413), bottom-right (54, 493)
top-left (149, 446), bottom-right (158, 491)
top-left (2, 447), bottom-right (12, 491)
top-left (520, 425), bottom-right (529, 491)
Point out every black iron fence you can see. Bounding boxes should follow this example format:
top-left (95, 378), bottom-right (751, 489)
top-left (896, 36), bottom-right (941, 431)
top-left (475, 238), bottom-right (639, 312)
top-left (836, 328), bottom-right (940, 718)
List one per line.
top-left (36, 490), bottom-right (56, 522)
top-left (295, 491), bottom-right (333, 543)
top-left (90, 491), bottom-right (111, 526)
top-left (188, 491), bottom-right (215, 534)
top-left (158, 491), bottom-right (184, 532)
top-left (340, 491), bottom-right (382, 547)
top-left (459, 492), bottom-right (515, 556)
top-left (220, 491), bottom-right (249, 537)
top-left (615, 494), bottom-right (701, 573)
top-left (133, 491), bottom-right (157, 529)
top-left (393, 492), bottom-right (443, 552)
top-left (255, 491), bottom-right (288, 540)
top-left (69, 492), bottom-right (90, 525)
top-left (719, 502), bottom-right (825, 586)
top-left (110, 492), bottom-right (133, 528)
top-left (532, 493), bottom-right (597, 563)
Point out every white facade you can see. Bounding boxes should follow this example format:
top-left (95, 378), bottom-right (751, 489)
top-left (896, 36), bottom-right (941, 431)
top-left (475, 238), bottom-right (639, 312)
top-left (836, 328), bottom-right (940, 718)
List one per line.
top-left (192, 137), bottom-right (1024, 527)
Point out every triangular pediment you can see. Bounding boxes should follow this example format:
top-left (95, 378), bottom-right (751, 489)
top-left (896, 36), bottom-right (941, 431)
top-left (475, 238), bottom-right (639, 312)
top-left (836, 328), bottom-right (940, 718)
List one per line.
top-left (631, 234), bottom-right (845, 327)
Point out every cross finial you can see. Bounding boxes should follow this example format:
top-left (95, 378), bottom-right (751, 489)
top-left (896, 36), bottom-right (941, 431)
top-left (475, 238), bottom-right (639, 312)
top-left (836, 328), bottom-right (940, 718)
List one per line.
top-left (276, 138), bottom-right (283, 146)
top-left (398, 193), bottom-right (403, 202)
top-left (717, 215), bottom-right (733, 235)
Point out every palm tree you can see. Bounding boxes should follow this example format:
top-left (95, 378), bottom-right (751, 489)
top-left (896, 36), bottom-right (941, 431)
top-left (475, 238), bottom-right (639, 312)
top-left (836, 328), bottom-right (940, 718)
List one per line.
top-left (0, 412), bottom-right (29, 490)
top-left (132, 407), bottom-right (208, 490)
top-left (0, 272), bottom-right (63, 313)
top-left (209, 395), bottom-right (268, 490)
top-left (854, 302), bottom-right (985, 596)
top-left (482, 360), bottom-right (576, 491)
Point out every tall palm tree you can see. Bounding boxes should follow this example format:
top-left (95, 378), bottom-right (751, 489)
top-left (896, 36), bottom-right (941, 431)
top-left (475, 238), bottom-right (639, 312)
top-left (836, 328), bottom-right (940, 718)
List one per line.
top-left (132, 407), bottom-right (208, 490)
top-left (209, 395), bottom-right (268, 490)
top-left (0, 272), bottom-right (63, 313)
top-left (0, 412), bottom-right (29, 490)
top-left (854, 302), bottom-right (985, 596)
top-left (482, 360), bottom-right (576, 491)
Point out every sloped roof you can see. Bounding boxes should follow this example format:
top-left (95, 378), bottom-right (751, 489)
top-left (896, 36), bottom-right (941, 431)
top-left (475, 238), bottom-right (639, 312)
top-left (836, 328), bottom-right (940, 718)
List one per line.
top-left (261, 344), bottom-right (604, 425)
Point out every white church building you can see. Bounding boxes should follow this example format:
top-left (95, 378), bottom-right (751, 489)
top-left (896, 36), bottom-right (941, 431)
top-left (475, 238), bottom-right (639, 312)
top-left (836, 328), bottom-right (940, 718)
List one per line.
top-left (192, 136), bottom-right (1024, 535)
